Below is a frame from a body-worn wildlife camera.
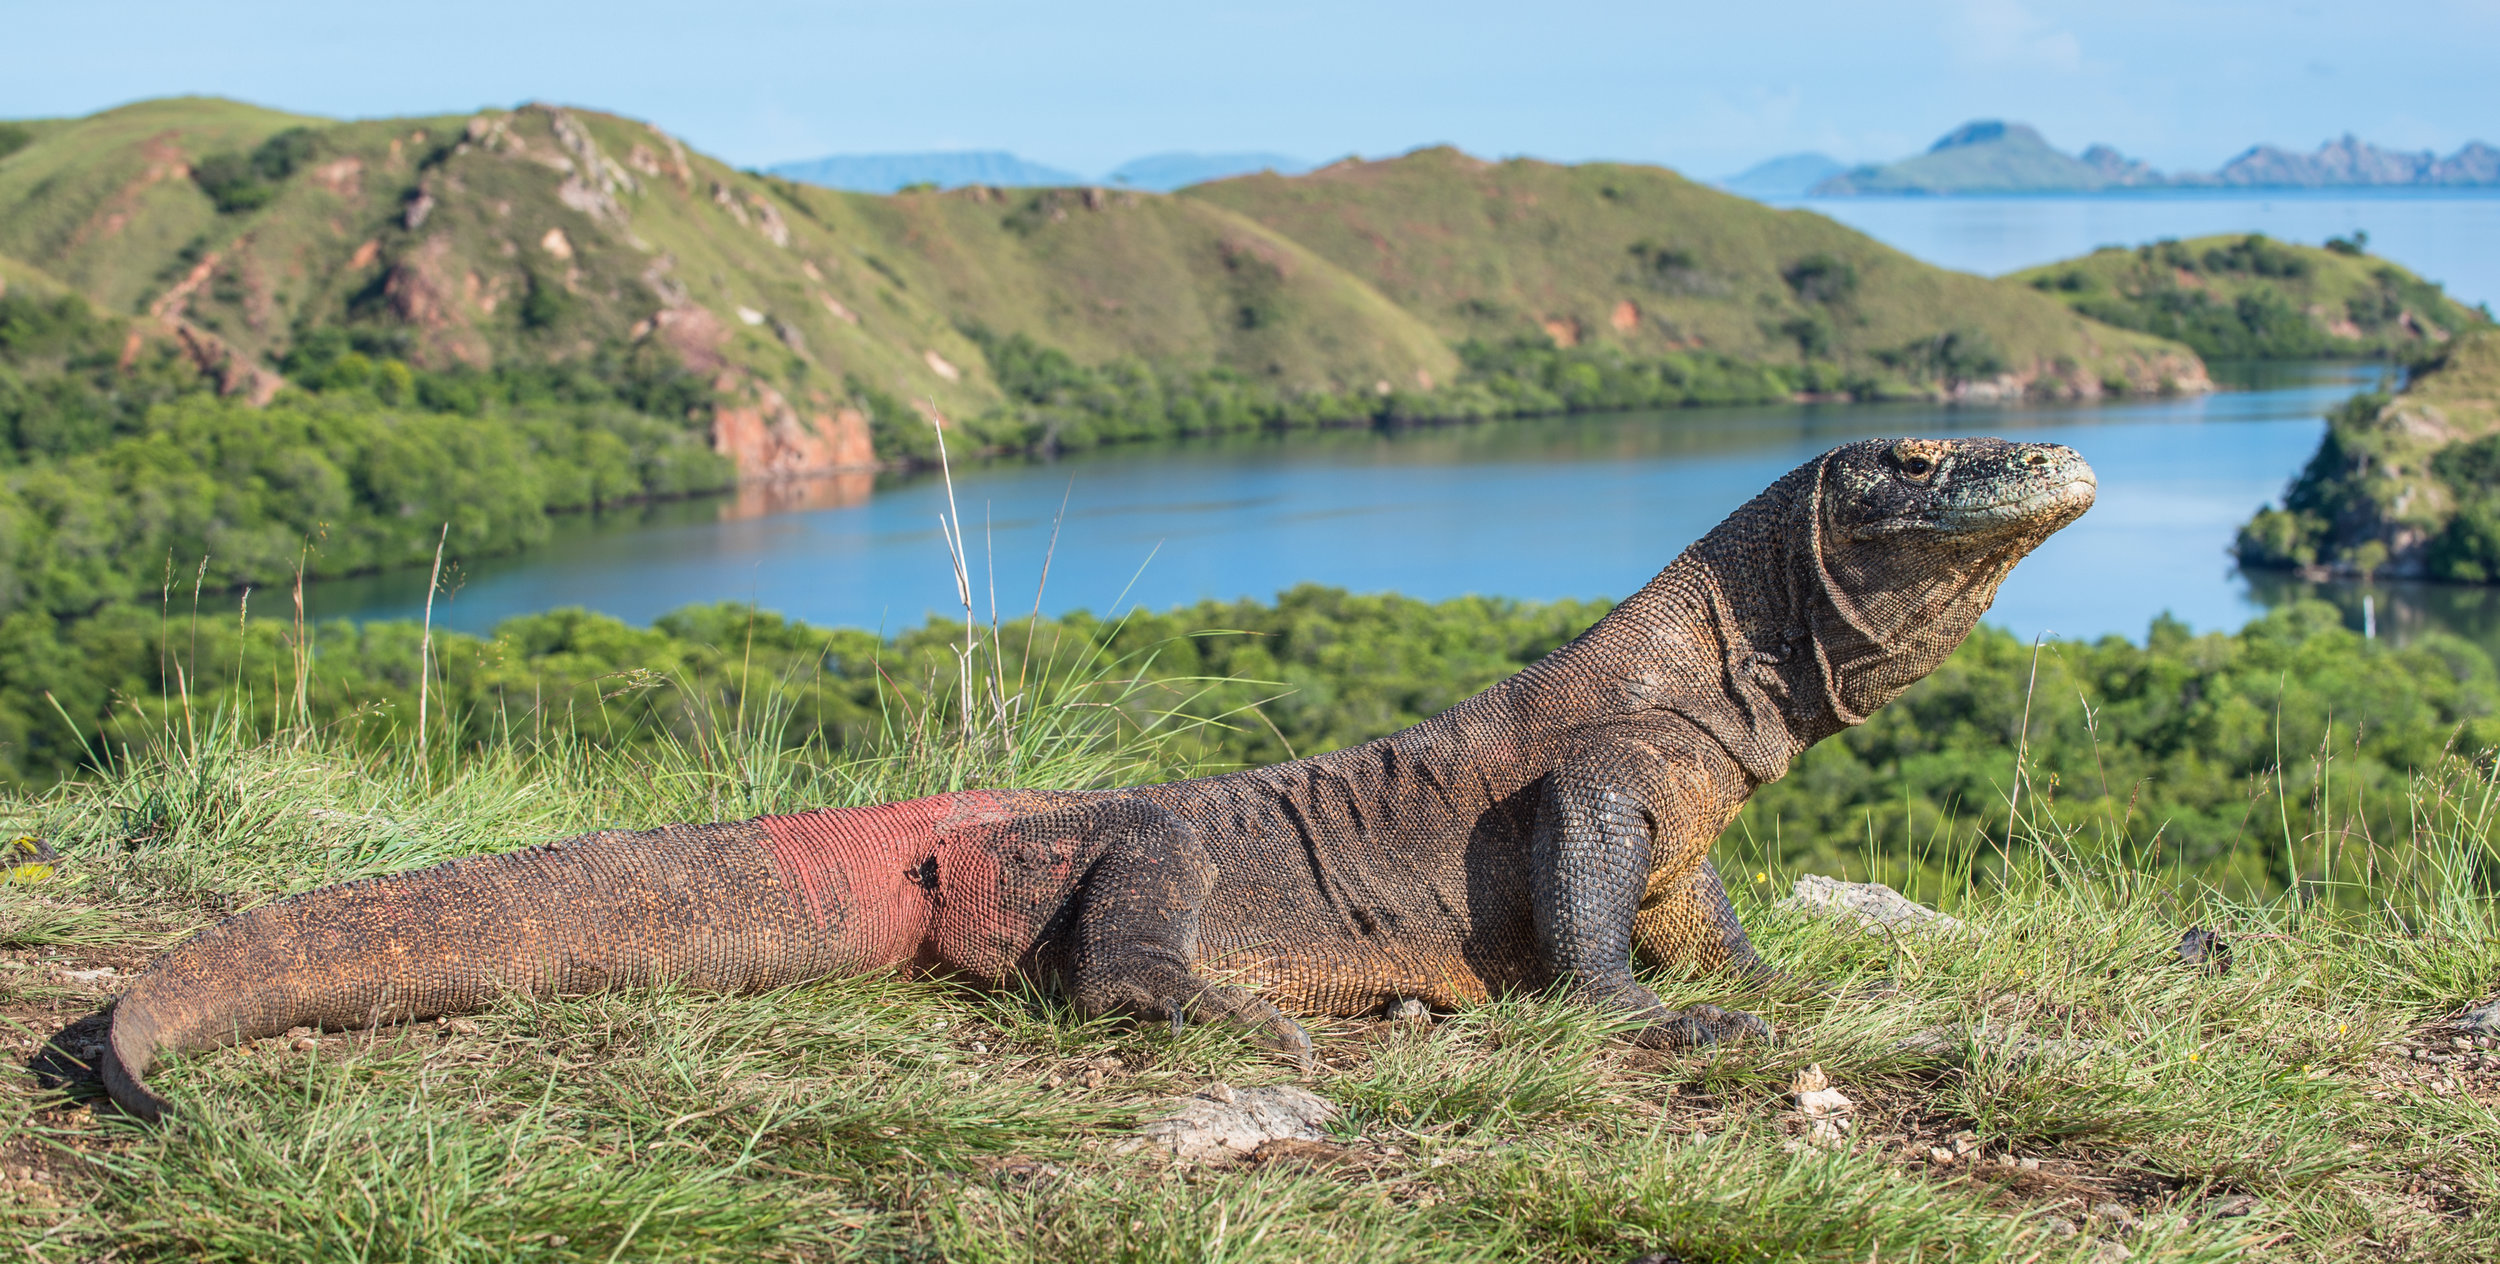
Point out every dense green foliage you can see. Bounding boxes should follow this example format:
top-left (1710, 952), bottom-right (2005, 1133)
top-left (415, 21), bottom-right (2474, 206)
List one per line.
top-left (189, 126), bottom-right (320, 213)
top-left (2017, 234), bottom-right (2485, 361)
top-left (0, 294), bottom-right (204, 461)
top-left (939, 327), bottom-right (1808, 462)
top-left (0, 296), bottom-right (734, 632)
top-left (2238, 329), bottom-right (2500, 582)
top-left (2234, 390), bottom-right (2385, 573)
top-left (5, 582), bottom-right (2487, 900)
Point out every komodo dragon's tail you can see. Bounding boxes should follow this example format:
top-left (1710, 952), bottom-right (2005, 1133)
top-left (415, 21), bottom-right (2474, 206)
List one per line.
top-left (103, 818), bottom-right (861, 1121)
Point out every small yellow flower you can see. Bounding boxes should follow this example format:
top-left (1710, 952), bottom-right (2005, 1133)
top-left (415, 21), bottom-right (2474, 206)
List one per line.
top-left (2338, 1023), bottom-right (2348, 1035)
top-left (2187, 1050), bottom-right (2201, 1062)
top-left (1754, 872), bottom-right (1767, 884)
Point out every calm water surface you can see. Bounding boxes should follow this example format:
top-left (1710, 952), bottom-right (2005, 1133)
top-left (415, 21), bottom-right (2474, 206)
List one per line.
top-left (306, 364), bottom-right (2394, 645)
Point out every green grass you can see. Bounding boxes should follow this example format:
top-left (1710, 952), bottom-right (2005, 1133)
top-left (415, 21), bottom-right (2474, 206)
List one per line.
top-left (2012, 234), bottom-right (2487, 361)
top-left (0, 621), bottom-right (2489, 1261)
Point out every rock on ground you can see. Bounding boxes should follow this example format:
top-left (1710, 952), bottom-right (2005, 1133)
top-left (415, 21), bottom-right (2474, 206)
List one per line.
top-left (2457, 999), bottom-right (2500, 1036)
top-left (1135, 1083), bottom-right (1338, 1162)
top-left (1779, 875), bottom-right (1966, 934)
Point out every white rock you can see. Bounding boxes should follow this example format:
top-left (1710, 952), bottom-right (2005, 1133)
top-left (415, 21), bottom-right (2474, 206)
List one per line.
top-left (1790, 1063), bottom-right (1855, 1146)
top-left (1135, 1084), bottom-right (1336, 1162)
top-left (1780, 875), bottom-right (1966, 934)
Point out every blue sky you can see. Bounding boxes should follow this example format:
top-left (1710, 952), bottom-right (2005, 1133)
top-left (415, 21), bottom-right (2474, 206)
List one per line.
top-left (7, 0), bottom-right (2496, 178)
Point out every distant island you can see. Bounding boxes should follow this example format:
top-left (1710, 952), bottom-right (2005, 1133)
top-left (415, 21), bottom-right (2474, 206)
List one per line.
top-left (765, 149), bottom-right (1313, 194)
top-left (1725, 121), bottom-right (2500, 198)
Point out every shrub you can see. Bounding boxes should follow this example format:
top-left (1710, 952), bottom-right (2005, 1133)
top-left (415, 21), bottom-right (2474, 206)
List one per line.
top-left (1781, 253), bottom-right (1858, 305)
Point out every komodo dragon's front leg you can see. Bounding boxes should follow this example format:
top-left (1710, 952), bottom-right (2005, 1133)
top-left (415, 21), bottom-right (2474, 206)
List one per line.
top-left (1529, 728), bottom-right (1773, 1046)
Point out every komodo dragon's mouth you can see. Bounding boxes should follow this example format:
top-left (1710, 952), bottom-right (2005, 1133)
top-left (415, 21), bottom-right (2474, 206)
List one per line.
top-left (1850, 464), bottom-right (2097, 539)
top-left (1941, 468), bottom-right (2098, 531)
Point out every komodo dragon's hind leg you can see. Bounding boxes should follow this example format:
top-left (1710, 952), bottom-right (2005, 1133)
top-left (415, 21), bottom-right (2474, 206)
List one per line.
top-left (1531, 733), bottom-right (1772, 1048)
top-left (1062, 798), bottom-right (1315, 1068)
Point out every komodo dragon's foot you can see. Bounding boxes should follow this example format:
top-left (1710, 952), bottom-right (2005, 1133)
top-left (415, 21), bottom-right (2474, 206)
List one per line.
top-left (1179, 987), bottom-right (1314, 1072)
top-left (1628, 1004), bottom-right (1773, 1049)
top-left (1114, 976), bottom-right (1314, 1071)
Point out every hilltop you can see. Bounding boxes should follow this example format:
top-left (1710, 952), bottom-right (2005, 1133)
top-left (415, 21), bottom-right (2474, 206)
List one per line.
top-left (1105, 151), bottom-right (1314, 192)
top-left (2012, 233), bottom-right (2488, 361)
top-left (1814, 122), bottom-right (2124, 196)
top-left (0, 97), bottom-right (2205, 489)
top-left (1184, 147), bottom-right (2202, 398)
top-left (2237, 326), bottom-right (2500, 580)
top-left (1810, 121), bottom-right (2500, 196)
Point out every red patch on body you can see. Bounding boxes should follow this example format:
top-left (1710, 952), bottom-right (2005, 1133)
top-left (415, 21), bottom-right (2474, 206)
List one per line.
top-left (755, 792), bottom-right (1012, 969)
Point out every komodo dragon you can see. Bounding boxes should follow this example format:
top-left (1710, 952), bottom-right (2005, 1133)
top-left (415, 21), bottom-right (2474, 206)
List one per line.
top-left (102, 436), bottom-right (2094, 1120)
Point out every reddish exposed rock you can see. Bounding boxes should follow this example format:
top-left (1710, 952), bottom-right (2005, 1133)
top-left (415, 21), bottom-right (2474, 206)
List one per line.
top-left (710, 386), bottom-right (876, 481)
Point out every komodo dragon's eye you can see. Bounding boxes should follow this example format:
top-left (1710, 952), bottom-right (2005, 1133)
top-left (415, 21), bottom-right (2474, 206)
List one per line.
top-left (1888, 439), bottom-right (1948, 483)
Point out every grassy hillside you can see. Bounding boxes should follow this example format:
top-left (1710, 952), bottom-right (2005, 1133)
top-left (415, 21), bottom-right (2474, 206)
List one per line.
top-left (0, 97), bottom-right (1012, 459)
top-left (0, 595), bottom-right (2490, 1259)
top-left (0, 100), bottom-right (2212, 482)
top-left (2015, 234), bottom-right (2488, 361)
top-left (794, 181), bottom-right (1458, 395)
top-left (2239, 327), bottom-right (2500, 580)
top-left (1186, 147), bottom-right (2205, 399)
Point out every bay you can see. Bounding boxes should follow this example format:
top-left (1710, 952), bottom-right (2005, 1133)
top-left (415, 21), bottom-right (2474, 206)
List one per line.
top-left (303, 364), bottom-right (2382, 646)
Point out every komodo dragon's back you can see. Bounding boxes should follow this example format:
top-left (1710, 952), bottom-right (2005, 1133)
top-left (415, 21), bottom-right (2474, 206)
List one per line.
top-left (105, 436), bottom-right (2098, 1120)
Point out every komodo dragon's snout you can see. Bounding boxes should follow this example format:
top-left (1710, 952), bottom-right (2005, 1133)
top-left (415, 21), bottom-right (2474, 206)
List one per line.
top-left (100, 436), bottom-right (2093, 1121)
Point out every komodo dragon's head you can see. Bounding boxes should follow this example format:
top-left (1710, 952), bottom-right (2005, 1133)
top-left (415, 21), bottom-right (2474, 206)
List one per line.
top-left (1791, 436), bottom-right (2095, 727)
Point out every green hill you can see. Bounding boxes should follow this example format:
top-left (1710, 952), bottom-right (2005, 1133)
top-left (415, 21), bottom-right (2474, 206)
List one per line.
top-left (2013, 234), bottom-right (2488, 361)
top-left (1811, 121), bottom-right (2115, 195)
top-left (2238, 327), bottom-right (2500, 580)
top-left (0, 98), bottom-right (2209, 481)
top-left (1183, 147), bottom-right (2204, 398)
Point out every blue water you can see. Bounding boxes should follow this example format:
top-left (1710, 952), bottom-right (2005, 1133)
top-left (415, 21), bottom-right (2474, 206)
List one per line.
top-left (304, 364), bottom-right (2380, 643)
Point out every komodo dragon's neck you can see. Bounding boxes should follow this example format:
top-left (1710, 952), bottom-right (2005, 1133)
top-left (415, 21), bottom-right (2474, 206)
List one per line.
top-left (1413, 464), bottom-right (1849, 786)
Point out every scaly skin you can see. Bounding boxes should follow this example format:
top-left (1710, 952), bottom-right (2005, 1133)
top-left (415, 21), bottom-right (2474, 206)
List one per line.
top-left (104, 436), bottom-right (2095, 1120)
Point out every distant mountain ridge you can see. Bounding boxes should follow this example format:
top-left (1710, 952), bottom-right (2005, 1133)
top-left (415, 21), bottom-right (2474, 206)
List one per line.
top-left (2214, 135), bottom-right (2500, 188)
top-left (1806, 121), bottom-right (2500, 196)
top-left (764, 150), bottom-right (1081, 193)
top-left (1107, 152), bottom-right (1313, 192)
top-left (1718, 153), bottom-right (1845, 199)
top-left (766, 149), bottom-right (1315, 194)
